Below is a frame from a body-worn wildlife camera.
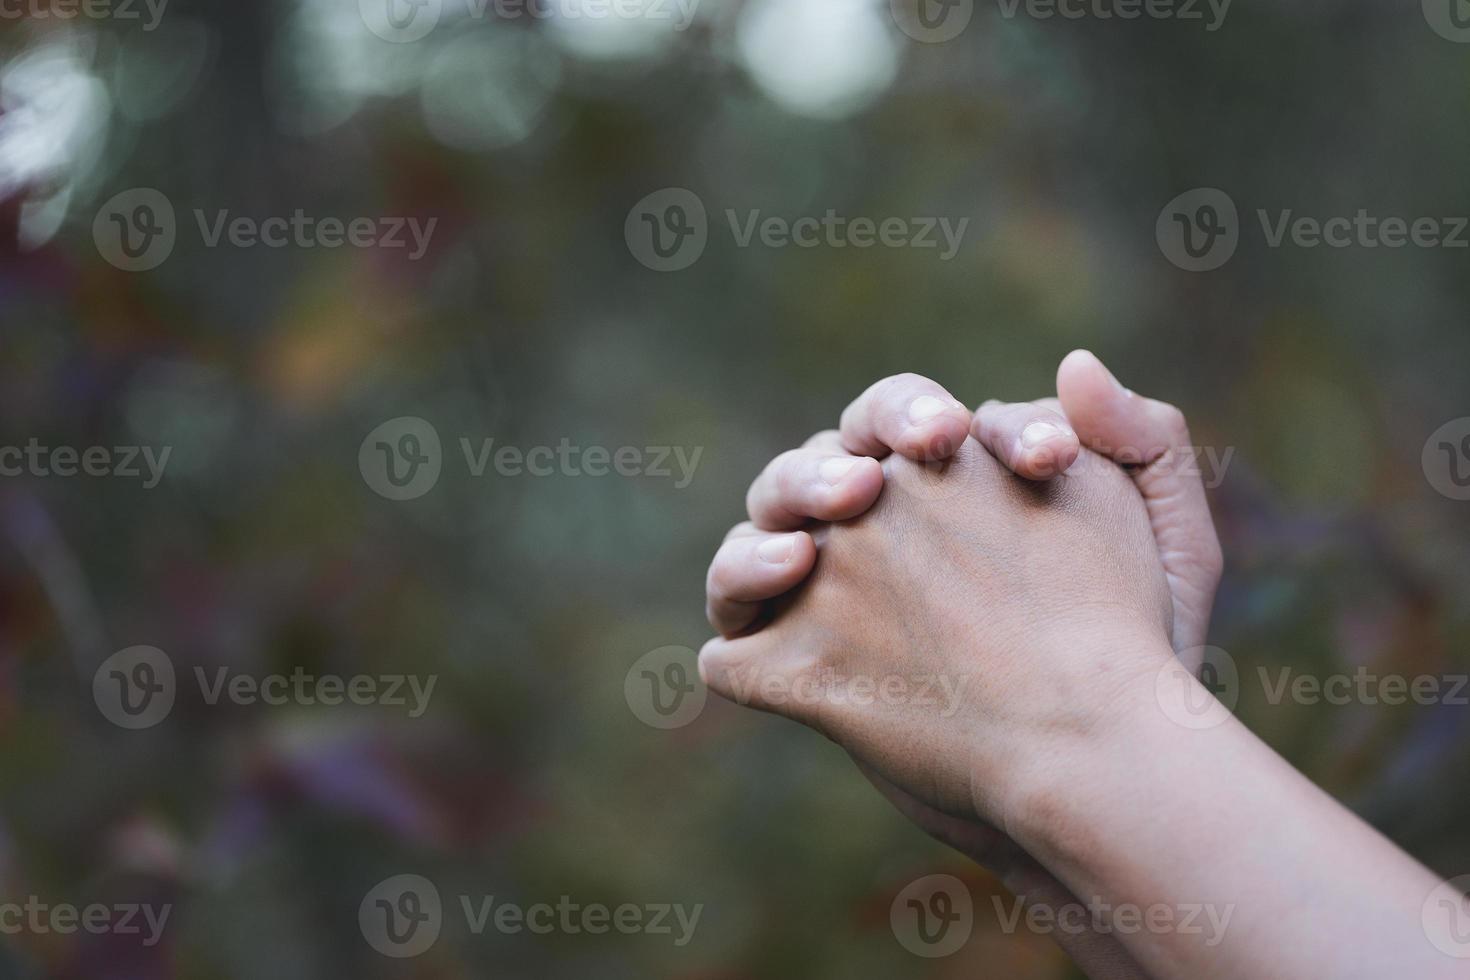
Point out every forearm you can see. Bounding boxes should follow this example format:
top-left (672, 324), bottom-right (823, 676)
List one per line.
top-left (1002, 641), bottom-right (1456, 979)
top-left (859, 761), bottom-right (1150, 978)
top-left (994, 859), bottom-right (1152, 979)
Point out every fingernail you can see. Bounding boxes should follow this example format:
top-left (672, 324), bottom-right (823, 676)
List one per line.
top-left (820, 457), bottom-right (859, 485)
top-left (757, 535), bottom-right (797, 563)
top-left (1021, 420), bottom-right (1071, 449)
top-left (908, 396), bottom-right (948, 424)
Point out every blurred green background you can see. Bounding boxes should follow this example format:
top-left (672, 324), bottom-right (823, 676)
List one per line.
top-left (1, 0), bottom-right (1469, 976)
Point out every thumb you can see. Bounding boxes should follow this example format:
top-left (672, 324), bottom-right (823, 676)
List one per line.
top-left (699, 631), bottom-right (809, 723)
top-left (1056, 349), bottom-right (1224, 654)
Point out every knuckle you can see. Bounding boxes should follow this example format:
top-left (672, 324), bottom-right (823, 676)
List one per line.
top-left (749, 453), bottom-right (797, 515)
top-left (723, 521), bottom-right (755, 543)
top-left (769, 448), bottom-right (802, 474)
top-left (705, 552), bottom-right (731, 599)
top-left (744, 481), bottom-right (763, 519)
top-left (891, 371), bottom-right (932, 388)
top-left (1157, 402), bottom-right (1190, 442)
top-left (772, 450), bottom-right (811, 498)
top-left (706, 540), bottom-right (753, 598)
top-left (1036, 404), bottom-right (1070, 426)
top-left (804, 428), bottom-right (840, 448)
top-left (1005, 404), bottom-right (1041, 430)
top-left (888, 372), bottom-right (942, 407)
top-left (1200, 535), bottom-right (1225, 580)
top-left (875, 373), bottom-right (921, 407)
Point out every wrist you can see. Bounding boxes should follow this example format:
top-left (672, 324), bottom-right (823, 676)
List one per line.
top-left (986, 640), bottom-right (1456, 980)
top-left (986, 630), bottom-right (1186, 863)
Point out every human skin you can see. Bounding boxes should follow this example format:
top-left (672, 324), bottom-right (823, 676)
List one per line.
top-left (701, 436), bottom-right (1173, 829)
top-left (709, 352), bottom-right (1222, 654)
top-left (703, 367), bottom-right (1458, 977)
top-left (707, 354), bottom-right (1221, 975)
